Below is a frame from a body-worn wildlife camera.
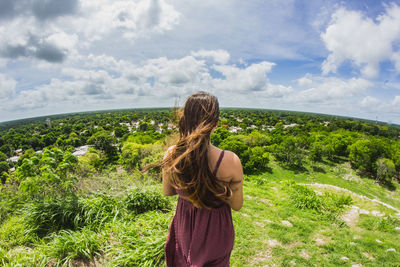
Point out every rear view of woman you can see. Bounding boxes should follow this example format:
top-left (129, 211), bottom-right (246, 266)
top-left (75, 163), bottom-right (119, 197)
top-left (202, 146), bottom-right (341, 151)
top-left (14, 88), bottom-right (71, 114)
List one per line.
top-left (161, 92), bottom-right (244, 266)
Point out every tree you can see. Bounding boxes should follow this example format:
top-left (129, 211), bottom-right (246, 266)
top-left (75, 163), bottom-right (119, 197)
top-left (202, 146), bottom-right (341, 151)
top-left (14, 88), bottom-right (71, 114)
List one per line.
top-left (0, 151), bottom-right (7, 162)
top-left (273, 136), bottom-right (305, 168)
top-left (114, 125), bottom-right (129, 138)
top-left (376, 158), bottom-right (396, 184)
top-left (0, 161), bottom-right (10, 176)
top-left (309, 142), bottom-right (325, 162)
top-left (243, 146), bottom-right (269, 174)
top-left (349, 138), bottom-right (389, 174)
top-left (88, 131), bottom-right (118, 161)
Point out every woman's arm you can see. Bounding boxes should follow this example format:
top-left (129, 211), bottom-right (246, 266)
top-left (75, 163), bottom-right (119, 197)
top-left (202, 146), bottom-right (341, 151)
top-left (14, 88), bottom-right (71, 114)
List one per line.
top-left (227, 153), bottom-right (244, 211)
top-left (162, 146), bottom-right (177, 196)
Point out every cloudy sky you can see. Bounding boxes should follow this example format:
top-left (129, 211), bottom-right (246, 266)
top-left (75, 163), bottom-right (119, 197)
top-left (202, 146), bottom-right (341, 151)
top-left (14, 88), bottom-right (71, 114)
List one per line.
top-left (1, 0), bottom-right (400, 124)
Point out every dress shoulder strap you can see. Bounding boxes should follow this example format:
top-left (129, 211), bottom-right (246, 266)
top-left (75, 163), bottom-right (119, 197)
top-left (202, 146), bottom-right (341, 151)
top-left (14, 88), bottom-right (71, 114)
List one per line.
top-left (212, 150), bottom-right (225, 177)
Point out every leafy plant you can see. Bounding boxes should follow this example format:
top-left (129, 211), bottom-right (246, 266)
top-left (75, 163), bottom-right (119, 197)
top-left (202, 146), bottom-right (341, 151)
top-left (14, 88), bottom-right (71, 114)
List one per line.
top-left (43, 228), bottom-right (103, 265)
top-left (79, 193), bottom-right (120, 228)
top-left (23, 196), bottom-right (83, 237)
top-left (124, 188), bottom-right (171, 214)
top-left (284, 182), bottom-right (352, 216)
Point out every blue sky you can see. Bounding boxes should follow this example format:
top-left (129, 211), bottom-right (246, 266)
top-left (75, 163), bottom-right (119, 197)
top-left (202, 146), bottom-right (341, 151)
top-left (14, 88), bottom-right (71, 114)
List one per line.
top-left (0, 0), bottom-right (400, 124)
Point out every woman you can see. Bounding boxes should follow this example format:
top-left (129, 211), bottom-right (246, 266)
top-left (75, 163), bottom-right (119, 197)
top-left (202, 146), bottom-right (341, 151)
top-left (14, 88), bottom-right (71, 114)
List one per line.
top-left (161, 91), bottom-right (244, 266)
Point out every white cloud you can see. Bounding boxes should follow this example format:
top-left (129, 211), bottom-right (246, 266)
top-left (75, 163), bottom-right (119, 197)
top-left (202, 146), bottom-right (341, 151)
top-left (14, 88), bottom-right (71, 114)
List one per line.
top-left (0, 74), bottom-right (16, 99)
top-left (321, 4), bottom-right (400, 78)
top-left (191, 49), bottom-right (230, 64)
top-left (0, 0), bottom-right (181, 63)
top-left (296, 74), bottom-right (373, 102)
top-left (393, 95), bottom-right (400, 106)
top-left (74, 0), bottom-right (181, 42)
top-left (213, 62), bottom-right (276, 92)
top-left (5, 51), bottom-right (295, 111)
top-left (393, 51), bottom-right (400, 73)
top-left (360, 96), bottom-right (382, 107)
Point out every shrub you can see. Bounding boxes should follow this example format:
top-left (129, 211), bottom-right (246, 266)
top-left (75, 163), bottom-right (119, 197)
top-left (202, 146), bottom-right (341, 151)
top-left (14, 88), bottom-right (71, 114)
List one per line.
top-left (124, 188), bottom-right (171, 214)
top-left (43, 228), bottom-right (103, 265)
top-left (120, 142), bottom-right (163, 173)
top-left (0, 215), bottom-right (38, 249)
top-left (285, 182), bottom-right (322, 212)
top-left (243, 147), bottom-right (269, 174)
top-left (105, 211), bottom-right (170, 266)
top-left (284, 182), bottom-right (352, 216)
top-left (23, 197), bottom-right (83, 237)
top-left (359, 215), bottom-right (400, 232)
top-left (79, 193), bottom-right (120, 228)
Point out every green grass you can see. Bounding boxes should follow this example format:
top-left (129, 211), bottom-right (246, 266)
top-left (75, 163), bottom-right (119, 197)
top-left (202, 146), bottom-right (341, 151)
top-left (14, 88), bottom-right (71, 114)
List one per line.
top-left (1, 159), bottom-right (399, 266)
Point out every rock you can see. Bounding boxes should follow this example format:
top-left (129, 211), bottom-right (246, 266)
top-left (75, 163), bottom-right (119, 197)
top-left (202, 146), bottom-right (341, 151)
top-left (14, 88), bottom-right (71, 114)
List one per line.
top-left (268, 239), bottom-right (281, 247)
top-left (341, 257), bottom-right (349, 261)
top-left (350, 242), bottom-right (356, 246)
top-left (359, 209), bottom-right (370, 214)
top-left (376, 239), bottom-right (382, 243)
top-left (314, 190), bottom-right (323, 195)
top-left (371, 210), bottom-right (384, 217)
top-left (315, 238), bottom-right (326, 245)
top-left (282, 220), bottom-right (293, 227)
top-left (300, 249), bottom-right (310, 259)
top-left (242, 213), bottom-right (250, 217)
top-left (255, 222), bottom-right (265, 228)
top-left (387, 248), bottom-right (396, 252)
top-left (362, 252), bottom-right (374, 260)
top-left (395, 227), bottom-right (400, 231)
top-left (351, 264), bottom-right (362, 267)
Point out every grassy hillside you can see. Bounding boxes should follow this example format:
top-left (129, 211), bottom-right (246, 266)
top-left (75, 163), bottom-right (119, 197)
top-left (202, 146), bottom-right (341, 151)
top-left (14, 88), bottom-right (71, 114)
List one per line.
top-left (1, 157), bottom-right (399, 266)
top-left (232, 159), bottom-right (400, 266)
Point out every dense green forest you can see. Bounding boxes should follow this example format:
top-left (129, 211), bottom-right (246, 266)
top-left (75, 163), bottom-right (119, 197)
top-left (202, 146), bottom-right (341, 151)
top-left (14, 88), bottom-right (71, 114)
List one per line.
top-left (0, 108), bottom-right (399, 266)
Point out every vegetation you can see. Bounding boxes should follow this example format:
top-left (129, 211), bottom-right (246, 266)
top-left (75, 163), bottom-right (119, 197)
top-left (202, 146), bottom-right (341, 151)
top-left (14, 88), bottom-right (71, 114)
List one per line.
top-left (0, 108), bottom-right (399, 266)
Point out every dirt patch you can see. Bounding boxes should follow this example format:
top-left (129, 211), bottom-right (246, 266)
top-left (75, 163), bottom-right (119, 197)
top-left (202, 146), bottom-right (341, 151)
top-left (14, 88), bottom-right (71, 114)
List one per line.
top-left (281, 220), bottom-right (293, 227)
top-left (263, 219), bottom-right (274, 224)
top-left (343, 173), bottom-right (360, 182)
top-left (255, 221), bottom-right (265, 228)
top-left (116, 166), bottom-right (124, 174)
top-left (300, 249), bottom-right (310, 259)
top-left (285, 241), bottom-right (304, 249)
top-left (251, 250), bottom-right (273, 265)
top-left (314, 234), bottom-right (329, 246)
top-left (268, 239), bottom-right (282, 247)
top-left (341, 206), bottom-right (360, 227)
top-left (362, 252), bottom-right (374, 260)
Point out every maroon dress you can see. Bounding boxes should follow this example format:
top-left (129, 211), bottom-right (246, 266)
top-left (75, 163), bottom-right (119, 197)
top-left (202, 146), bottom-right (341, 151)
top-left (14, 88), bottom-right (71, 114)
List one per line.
top-left (165, 151), bottom-right (235, 267)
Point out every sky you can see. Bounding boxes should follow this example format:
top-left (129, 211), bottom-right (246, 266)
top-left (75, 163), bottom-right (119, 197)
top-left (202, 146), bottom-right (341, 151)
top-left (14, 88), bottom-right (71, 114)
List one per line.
top-left (1, 0), bottom-right (400, 124)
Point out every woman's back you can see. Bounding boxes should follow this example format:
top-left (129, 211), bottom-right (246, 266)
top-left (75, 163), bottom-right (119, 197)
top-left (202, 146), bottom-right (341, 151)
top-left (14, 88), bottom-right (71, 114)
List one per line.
top-left (157, 91), bottom-right (244, 266)
top-left (165, 149), bottom-right (236, 266)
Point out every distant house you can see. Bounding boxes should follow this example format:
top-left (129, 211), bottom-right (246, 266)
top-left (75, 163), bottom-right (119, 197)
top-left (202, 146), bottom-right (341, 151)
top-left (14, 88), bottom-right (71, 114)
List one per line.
top-left (46, 118), bottom-right (51, 127)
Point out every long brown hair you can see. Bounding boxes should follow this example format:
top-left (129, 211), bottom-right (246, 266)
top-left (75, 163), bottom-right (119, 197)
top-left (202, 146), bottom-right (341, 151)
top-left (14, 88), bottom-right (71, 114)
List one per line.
top-left (144, 91), bottom-right (232, 209)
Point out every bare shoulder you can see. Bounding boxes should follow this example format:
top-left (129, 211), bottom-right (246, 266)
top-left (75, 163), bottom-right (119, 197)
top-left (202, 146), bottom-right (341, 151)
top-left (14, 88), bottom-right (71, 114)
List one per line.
top-left (218, 150), bottom-right (243, 183)
top-left (222, 150), bottom-right (242, 166)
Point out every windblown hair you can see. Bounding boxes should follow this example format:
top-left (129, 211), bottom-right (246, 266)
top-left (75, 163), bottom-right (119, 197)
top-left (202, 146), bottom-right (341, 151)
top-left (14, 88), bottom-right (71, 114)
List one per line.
top-left (144, 91), bottom-right (232, 209)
